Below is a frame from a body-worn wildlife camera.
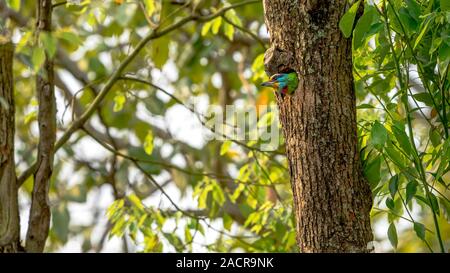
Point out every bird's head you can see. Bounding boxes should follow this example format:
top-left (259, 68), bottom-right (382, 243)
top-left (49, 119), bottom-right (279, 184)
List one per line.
top-left (261, 72), bottom-right (298, 95)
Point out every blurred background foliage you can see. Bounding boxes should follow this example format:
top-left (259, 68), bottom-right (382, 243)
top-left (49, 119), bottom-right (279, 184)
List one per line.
top-left (0, 0), bottom-right (448, 252)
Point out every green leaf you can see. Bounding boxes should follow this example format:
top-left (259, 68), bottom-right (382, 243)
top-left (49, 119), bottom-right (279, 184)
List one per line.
top-left (415, 195), bottom-right (430, 207)
top-left (224, 9), bottom-right (242, 27)
top-left (197, 184), bottom-right (211, 209)
top-left (128, 147), bottom-right (161, 174)
top-left (413, 92), bottom-right (434, 106)
top-left (252, 54), bottom-right (264, 72)
top-left (41, 32), bottom-right (57, 59)
top-left (111, 217), bottom-right (127, 237)
top-left (107, 199), bottom-right (124, 220)
top-left (231, 183), bottom-right (245, 202)
top-left (144, 130), bottom-right (154, 155)
top-left (356, 103), bottom-right (375, 109)
top-left (128, 194), bottom-right (145, 210)
top-left (389, 175), bottom-right (399, 198)
top-left (184, 225), bottom-right (192, 242)
top-left (113, 93), bottom-right (126, 112)
top-left (211, 17), bottom-right (222, 35)
top-left (429, 193), bottom-right (440, 215)
top-left (155, 210), bottom-right (166, 226)
top-left (151, 36), bottom-right (170, 69)
top-left (405, 181), bottom-right (417, 204)
top-left (32, 47), bottom-right (46, 72)
top-left (52, 204), bottom-right (70, 244)
top-left (196, 220), bottom-right (205, 236)
top-left (398, 7), bottom-right (419, 32)
top-left (414, 17), bottom-right (432, 49)
top-left (89, 57), bottom-right (107, 78)
top-left (353, 6), bottom-right (376, 49)
top-left (385, 143), bottom-right (406, 169)
top-left (201, 21), bottom-right (213, 36)
top-left (364, 155), bottom-right (381, 188)
top-left (371, 121), bottom-right (388, 150)
top-left (15, 31), bottom-right (32, 53)
top-left (223, 213), bottom-right (233, 231)
top-left (405, 0), bottom-right (421, 21)
top-left (223, 22), bottom-right (235, 41)
top-left (220, 140), bottom-right (232, 155)
top-left (387, 223), bottom-right (398, 249)
top-left (386, 197), bottom-right (395, 210)
top-left (339, 0), bottom-right (361, 38)
top-left (430, 37), bottom-right (442, 55)
top-left (393, 125), bottom-right (413, 156)
top-left (6, 0), bottom-right (20, 11)
top-left (439, 44), bottom-right (450, 70)
top-left (137, 214), bottom-right (148, 228)
top-left (439, 196), bottom-right (450, 221)
top-left (65, 1), bottom-right (88, 14)
top-left (212, 183), bottom-right (226, 206)
top-left (144, 0), bottom-right (156, 16)
top-left (413, 222), bottom-right (426, 240)
top-left (24, 110), bottom-right (37, 124)
top-left (58, 31), bottom-right (82, 47)
top-left (429, 128), bottom-right (441, 147)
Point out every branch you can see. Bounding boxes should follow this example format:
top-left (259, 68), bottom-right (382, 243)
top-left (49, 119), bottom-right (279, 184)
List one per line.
top-left (0, 41), bottom-right (22, 252)
top-left (25, 0), bottom-right (55, 253)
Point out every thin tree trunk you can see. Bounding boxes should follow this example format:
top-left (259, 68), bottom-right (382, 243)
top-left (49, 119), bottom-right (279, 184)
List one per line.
top-left (0, 41), bottom-right (22, 253)
top-left (25, 0), bottom-right (56, 252)
top-left (262, 0), bottom-right (373, 252)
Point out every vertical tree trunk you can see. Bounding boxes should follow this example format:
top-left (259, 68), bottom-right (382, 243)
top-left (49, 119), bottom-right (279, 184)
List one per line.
top-left (25, 0), bottom-right (56, 252)
top-left (262, 0), bottom-right (373, 252)
top-left (0, 41), bottom-right (22, 253)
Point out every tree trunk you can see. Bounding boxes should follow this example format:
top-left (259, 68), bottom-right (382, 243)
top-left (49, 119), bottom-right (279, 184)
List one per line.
top-left (25, 0), bottom-right (56, 252)
top-left (262, 0), bottom-right (373, 252)
top-left (0, 41), bottom-right (22, 253)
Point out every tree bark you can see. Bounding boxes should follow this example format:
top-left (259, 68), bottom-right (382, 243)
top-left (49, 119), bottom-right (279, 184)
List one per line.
top-left (0, 41), bottom-right (22, 253)
top-left (262, 0), bottom-right (373, 252)
top-left (25, 0), bottom-right (56, 252)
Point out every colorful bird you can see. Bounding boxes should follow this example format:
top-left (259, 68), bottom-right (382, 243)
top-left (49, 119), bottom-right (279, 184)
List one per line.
top-left (261, 72), bottom-right (298, 95)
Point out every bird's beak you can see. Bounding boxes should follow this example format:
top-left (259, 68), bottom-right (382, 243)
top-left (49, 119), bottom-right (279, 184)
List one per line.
top-left (261, 81), bottom-right (274, 87)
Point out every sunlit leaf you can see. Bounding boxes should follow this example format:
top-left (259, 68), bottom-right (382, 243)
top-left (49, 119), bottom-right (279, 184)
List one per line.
top-left (223, 22), bottom-right (235, 41)
top-left (113, 93), bottom-right (126, 112)
top-left (31, 47), bottom-right (45, 72)
top-left (353, 5), bottom-right (376, 49)
top-left (144, 130), bottom-right (154, 155)
top-left (220, 140), bottom-right (232, 155)
top-left (339, 0), bottom-right (361, 38)
top-left (211, 17), bottom-right (222, 35)
top-left (6, 0), bottom-right (20, 11)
